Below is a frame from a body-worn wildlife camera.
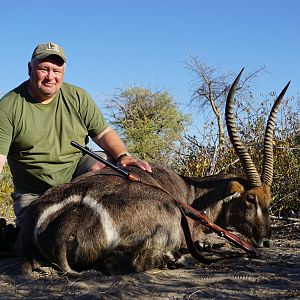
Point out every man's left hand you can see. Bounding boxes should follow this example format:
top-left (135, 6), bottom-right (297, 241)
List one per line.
top-left (118, 155), bottom-right (152, 173)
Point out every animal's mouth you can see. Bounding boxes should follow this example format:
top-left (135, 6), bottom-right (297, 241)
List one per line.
top-left (252, 237), bottom-right (271, 248)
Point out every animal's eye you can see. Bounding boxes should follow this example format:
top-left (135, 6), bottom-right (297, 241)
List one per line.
top-left (246, 194), bottom-right (256, 204)
top-left (68, 233), bottom-right (76, 242)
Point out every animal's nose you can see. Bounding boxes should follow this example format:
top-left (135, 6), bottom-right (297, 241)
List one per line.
top-left (263, 239), bottom-right (271, 248)
top-left (254, 238), bottom-right (271, 248)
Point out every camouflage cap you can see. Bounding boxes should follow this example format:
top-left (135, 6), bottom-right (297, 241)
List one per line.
top-left (31, 42), bottom-right (66, 63)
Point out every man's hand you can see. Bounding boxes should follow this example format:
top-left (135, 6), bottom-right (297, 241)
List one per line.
top-left (0, 154), bottom-right (7, 174)
top-left (118, 155), bottom-right (152, 173)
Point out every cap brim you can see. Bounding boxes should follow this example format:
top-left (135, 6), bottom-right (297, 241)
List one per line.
top-left (34, 52), bottom-right (66, 63)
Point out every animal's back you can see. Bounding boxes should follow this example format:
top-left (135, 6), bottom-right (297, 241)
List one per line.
top-left (17, 164), bottom-right (187, 274)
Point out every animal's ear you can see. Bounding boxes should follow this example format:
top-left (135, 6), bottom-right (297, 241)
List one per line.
top-left (226, 181), bottom-right (244, 195)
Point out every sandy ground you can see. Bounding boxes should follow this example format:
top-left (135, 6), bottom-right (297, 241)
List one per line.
top-left (0, 218), bottom-right (299, 300)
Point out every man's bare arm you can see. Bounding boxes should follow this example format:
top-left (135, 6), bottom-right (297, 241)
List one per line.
top-left (0, 154), bottom-right (7, 174)
top-left (92, 127), bottom-right (152, 172)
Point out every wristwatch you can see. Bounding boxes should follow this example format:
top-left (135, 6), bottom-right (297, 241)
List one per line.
top-left (117, 152), bottom-right (131, 162)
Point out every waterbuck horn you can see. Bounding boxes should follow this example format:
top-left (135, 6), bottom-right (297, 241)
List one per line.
top-left (225, 68), bottom-right (262, 187)
top-left (261, 81), bottom-right (290, 186)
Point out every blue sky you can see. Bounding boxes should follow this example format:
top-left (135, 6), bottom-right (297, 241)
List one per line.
top-left (1, 0), bottom-right (299, 133)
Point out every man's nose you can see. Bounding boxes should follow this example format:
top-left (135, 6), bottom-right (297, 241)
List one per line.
top-left (46, 70), bottom-right (55, 80)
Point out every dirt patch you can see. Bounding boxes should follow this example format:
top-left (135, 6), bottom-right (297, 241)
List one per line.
top-left (0, 219), bottom-right (299, 299)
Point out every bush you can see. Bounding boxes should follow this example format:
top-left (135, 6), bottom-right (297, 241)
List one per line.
top-left (0, 164), bottom-right (14, 220)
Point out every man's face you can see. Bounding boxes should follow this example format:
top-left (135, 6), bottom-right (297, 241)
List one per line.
top-left (28, 55), bottom-right (65, 101)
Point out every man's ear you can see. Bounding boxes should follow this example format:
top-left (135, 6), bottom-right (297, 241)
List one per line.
top-left (28, 62), bottom-right (32, 77)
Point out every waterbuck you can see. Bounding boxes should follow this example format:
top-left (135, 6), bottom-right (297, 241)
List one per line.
top-left (16, 69), bottom-right (290, 275)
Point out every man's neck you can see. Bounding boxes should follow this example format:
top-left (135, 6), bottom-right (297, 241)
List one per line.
top-left (27, 82), bottom-right (56, 104)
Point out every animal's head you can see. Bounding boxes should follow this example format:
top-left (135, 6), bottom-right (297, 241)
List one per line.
top-left (224, 69), bottom-right (290, 247)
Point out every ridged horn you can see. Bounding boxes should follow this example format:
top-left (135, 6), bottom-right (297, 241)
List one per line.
top-left (261, 81), bottom-right (290, 186)
top-left (225, 68), bottom-right (262, 187)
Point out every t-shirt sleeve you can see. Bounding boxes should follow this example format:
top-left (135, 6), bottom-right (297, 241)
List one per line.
top-left (79, 90), bottom-right (109, 138)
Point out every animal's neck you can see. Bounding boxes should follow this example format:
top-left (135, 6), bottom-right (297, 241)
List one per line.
top-left (184, 174), bottom-right (246, 225)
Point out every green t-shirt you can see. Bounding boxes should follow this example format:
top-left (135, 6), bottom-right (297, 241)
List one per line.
top-left (0, 81), bottom-right (108, 194)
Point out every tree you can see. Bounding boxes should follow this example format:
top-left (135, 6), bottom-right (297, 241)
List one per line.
top-left (106, 86), bottom-right (191, 166)
top-left (184, 55), bottom-right (266, 174)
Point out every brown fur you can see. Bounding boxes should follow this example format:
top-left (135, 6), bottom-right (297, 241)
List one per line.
top-left (16, 163), bottom-right (271, 275)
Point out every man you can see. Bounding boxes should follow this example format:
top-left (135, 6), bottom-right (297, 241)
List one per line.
top-left (0, 42), bottom-right (151, 227)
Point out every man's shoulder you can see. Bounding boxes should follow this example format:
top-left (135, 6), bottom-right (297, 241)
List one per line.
top-left (60, 83), bottom-right (93, 107)
top-left (61, 82), bottom-right (87, 95)
top-left (0, 81), bottom-right (27, 109)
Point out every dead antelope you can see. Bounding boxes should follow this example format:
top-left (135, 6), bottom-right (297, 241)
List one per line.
top-left (16, 69), bottom-right (289, 275)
